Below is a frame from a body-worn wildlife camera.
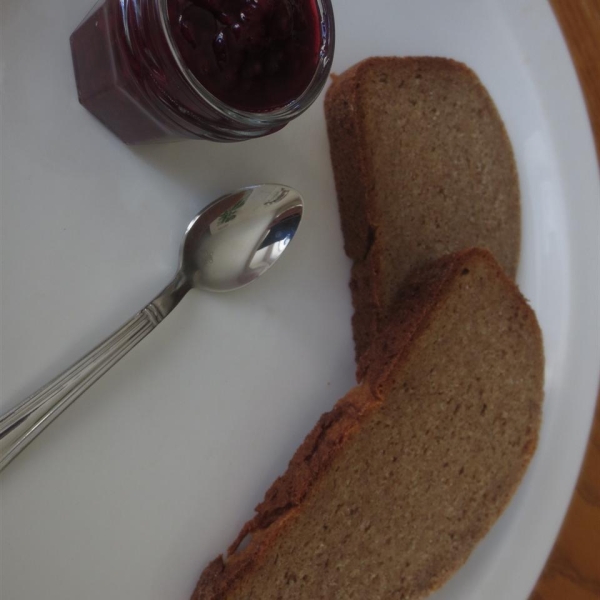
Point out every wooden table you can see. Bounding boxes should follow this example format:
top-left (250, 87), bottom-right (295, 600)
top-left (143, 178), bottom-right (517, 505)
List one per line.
top-left (531, 2), bottom-right (600, 599)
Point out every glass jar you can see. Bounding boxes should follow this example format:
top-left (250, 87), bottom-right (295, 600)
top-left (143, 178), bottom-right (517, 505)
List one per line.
top-left (70, 0), bottom-right (335, 144)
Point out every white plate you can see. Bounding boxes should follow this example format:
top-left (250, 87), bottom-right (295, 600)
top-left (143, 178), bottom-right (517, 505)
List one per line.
top-left (1, 0), bottom-right (599, 598)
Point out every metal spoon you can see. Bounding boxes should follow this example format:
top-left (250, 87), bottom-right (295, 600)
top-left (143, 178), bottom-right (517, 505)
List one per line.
top-left (0, 184), bottom-right (304, 471)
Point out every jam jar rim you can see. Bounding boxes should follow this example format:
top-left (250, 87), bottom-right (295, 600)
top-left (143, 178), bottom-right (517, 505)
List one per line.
top-left (155, 0), bottom-right (335, 126)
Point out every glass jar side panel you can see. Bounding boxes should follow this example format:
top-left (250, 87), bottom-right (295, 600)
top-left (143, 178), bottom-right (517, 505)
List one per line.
top-left (70, 0), bottom-right (184, 144)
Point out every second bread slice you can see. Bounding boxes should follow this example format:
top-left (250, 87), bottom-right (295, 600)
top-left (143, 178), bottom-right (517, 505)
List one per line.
top-left (192, 248), bottom-right (543, 600)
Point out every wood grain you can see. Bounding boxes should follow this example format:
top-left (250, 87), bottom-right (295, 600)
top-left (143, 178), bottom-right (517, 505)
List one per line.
top-left (531, 2), bottom-right (600, 599)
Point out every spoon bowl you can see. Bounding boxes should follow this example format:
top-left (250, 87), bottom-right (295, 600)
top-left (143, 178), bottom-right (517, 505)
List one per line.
top-left (0, 184), bottom-right (304, 471)
top-left (182, 184), bottom-right (303, 292)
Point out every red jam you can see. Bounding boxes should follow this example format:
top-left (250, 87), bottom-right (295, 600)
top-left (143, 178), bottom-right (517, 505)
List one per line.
top-left (70, 0), bottom-right (333, 144)
top-left (168, 0), bottom-right (321, 112)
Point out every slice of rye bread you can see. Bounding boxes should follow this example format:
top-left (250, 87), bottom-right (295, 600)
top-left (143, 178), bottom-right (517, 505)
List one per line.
top-left (192, 248), bottom-right (544, 600)
top-left (325, 57), bottom-right (521, 361)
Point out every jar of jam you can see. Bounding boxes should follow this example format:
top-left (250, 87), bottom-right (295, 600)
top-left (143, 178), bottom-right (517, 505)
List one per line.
top-left (70, 0), bottom-right (335, 144)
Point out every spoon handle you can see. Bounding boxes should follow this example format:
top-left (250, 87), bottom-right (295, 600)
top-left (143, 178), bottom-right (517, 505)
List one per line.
top-left (0, 274), bottom-right (191, 472)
